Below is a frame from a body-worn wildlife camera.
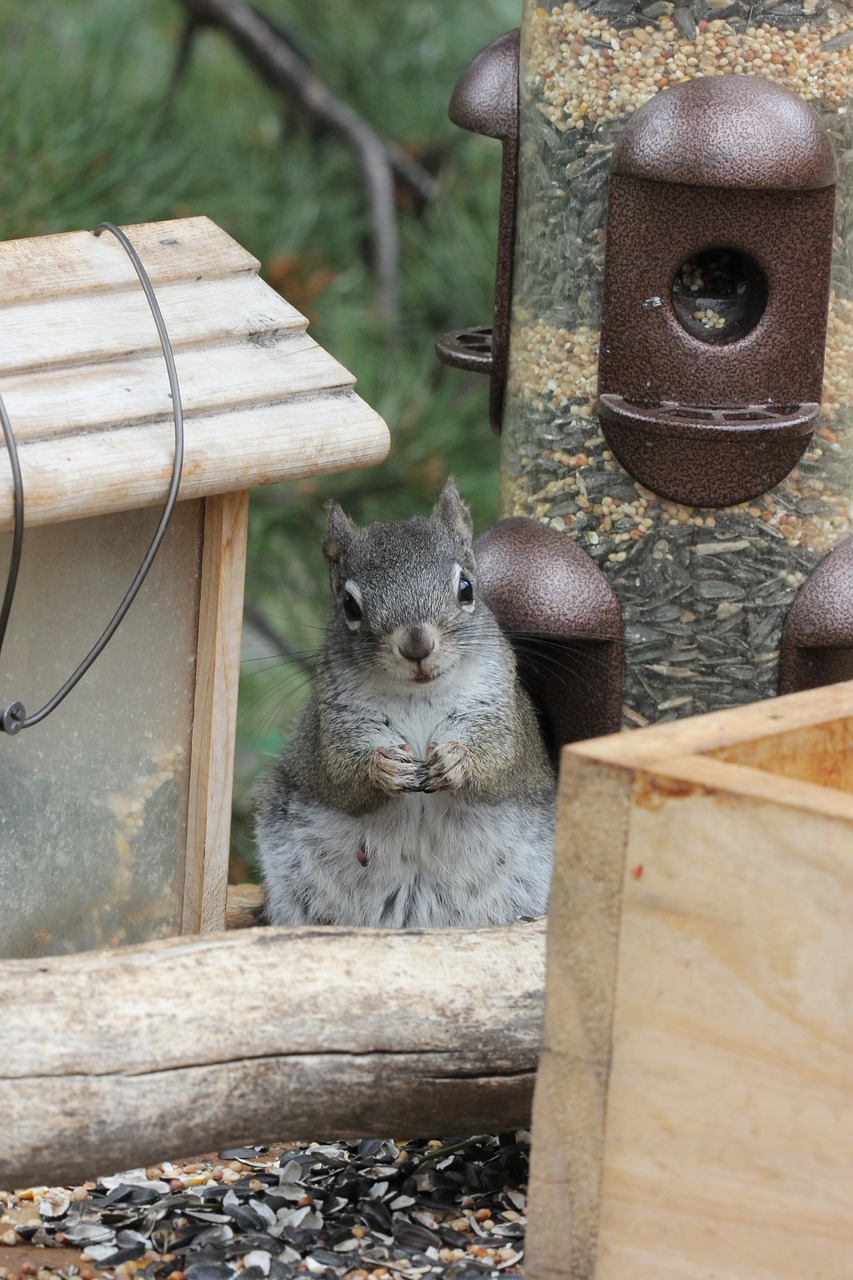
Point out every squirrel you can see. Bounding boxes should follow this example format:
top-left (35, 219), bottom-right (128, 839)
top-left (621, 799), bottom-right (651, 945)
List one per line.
top-left (254, 479), bottom-right (556, 928)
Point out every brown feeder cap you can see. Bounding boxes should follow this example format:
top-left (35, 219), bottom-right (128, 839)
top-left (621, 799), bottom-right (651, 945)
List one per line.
top-left (779, 535), bottom-right (853, 694)
top-left (448, 28), bottom-right (519, 142)
top-left (612, 73), bottom-right (838, 191)
top-left (475, 517), bottom-right (624, 758)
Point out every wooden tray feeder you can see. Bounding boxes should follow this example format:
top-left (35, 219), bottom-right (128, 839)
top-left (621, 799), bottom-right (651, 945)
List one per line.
top-left (0, 216), bottom-right (388, 960)
top-left (526, 679), bottom-right (853, 1280)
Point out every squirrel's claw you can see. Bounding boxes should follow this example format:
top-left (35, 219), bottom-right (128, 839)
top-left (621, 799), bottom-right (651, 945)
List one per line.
top-left (368, 743), bottom-right (428, 794)
top-left (423, 739), bottom-right (470, 792)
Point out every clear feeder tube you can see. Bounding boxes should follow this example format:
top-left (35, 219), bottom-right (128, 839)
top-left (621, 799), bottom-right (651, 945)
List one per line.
top-left (501, 0), bottom-right (853, 726)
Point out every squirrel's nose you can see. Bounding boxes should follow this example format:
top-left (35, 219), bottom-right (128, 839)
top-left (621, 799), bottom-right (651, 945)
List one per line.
top-left (398, 627), bottom-right (436, 663)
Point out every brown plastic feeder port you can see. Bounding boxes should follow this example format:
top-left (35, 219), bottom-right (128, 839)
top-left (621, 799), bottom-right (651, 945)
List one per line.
top-left (475, 517), bottom-right (623, 760)
top-left (434, 28), bottom-right (519, 433)
top-left (778, 535), bottom-right (853, 694)
top-left (597, 73), bottom-right (837, 508)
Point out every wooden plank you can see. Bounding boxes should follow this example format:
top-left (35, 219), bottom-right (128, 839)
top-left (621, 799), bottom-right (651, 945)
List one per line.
top-left (640, 751), bottom-right (853, 821)
top-left (708, 716), bottom-right (853, 792)
top-left (593, 768), bottom-right (853, 1279)
top-left (1, 332), bottom-right (348, 443)
top-left (0, 920), bottom-right (546, 1189)
top-left (0, 216), bottom-right (390, 528)
top-left (0, 216), bottom-right (257, 304)
top-left (0, 273), bottom-right (306, 376)
top-left (183, 490), bottom-right (249, 934)
top-left (226, 881), bottom-right (265, 928)
top-left (0, 1243), bottom-right (88, 1276)
top-left (0, 391), bottom-right (391, 529)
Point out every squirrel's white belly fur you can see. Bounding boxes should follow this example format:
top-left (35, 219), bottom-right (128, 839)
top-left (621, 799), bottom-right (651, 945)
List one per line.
top-left (384, 687), bottom-right (450, 759)
top-left (261, 790), bottom-right (553, 928)
top-left (261, 676), bottom-right (554, 928)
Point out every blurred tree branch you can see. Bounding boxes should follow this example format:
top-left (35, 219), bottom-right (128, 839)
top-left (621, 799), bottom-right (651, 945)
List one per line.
top-left (172, 0), bottom-right (437, 322)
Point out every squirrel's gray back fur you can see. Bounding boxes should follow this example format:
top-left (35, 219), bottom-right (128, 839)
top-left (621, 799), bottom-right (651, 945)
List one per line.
top-left (255, 479), bottom-right (555, 927)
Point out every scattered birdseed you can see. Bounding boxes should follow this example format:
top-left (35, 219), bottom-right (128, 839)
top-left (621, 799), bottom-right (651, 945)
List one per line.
top-left (5, 1136), bottom-right (531, 1280)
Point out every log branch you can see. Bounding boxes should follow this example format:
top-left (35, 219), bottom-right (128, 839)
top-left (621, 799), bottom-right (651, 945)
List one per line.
top-left (0, 919), bottom-right (545, 1189)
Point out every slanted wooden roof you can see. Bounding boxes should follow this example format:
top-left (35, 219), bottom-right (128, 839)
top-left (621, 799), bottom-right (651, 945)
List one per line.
top-left (0, 216), bottom-right (390, 529)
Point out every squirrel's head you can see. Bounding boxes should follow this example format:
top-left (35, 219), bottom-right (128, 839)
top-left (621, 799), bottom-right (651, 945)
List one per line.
top-left (321, 479), bottom-right (486, 689)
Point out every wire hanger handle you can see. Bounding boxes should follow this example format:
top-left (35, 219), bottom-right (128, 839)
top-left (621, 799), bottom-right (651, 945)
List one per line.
top-left (0, 221), bottom-right (185, 735)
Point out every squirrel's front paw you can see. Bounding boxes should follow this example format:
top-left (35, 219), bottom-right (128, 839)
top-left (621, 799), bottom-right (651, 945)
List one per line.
top-left (368, 743), bottom-right (427, 794)
top-left (423, 740), bottom-right (470, 792)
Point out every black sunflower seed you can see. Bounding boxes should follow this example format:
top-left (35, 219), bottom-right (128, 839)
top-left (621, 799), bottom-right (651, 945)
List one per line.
top-left (393, 1220), bottom-right (442, 1250)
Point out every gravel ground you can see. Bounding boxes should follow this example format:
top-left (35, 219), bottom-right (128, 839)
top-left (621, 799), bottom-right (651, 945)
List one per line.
top-left (0, 1135), bottom-right (530, 1280)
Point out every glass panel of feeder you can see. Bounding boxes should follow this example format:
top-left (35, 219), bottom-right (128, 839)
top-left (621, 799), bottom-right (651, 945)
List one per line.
top-left (501, 0), bottom-right (853, 728)
top-left (0, 499), bottom-right (203, 958)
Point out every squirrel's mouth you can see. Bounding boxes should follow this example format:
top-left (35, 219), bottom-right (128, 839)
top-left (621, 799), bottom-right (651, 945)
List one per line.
top-left (411, 668), bottom-right (439, 685)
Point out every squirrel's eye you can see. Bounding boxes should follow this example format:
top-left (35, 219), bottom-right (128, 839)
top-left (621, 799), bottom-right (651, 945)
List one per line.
top-left (458, 577), bottom-right (474, 606)
top-left (343, 590), bottom-right (363, 622)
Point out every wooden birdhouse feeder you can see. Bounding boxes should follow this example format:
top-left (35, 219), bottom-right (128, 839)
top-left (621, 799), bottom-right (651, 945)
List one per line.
top-left (0, 216), bottom-right (388, 960)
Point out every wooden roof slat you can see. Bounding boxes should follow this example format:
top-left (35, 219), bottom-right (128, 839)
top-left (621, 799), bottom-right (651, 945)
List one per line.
top-left (0, 393), bottom-right (389, 530)
top-left (1, 333), bottom-right (352, 443)
top-left (0, 216), bottom-right (257, 304)
top-left (0, 274), bottom-right (306, 377)
top-left (0, 216), bottom-right (390, 522)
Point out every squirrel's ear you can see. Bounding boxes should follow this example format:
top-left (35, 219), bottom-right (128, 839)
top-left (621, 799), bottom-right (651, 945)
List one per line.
top-left (322, 502), bottom-right (357, 573)
top-left (434, 478), bottom-right (473, 546)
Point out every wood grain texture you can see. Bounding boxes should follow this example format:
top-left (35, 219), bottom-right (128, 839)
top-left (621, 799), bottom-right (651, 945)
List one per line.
top-left (0, 216), bottom-right (257, 302)
top-left (575, 678), bottom-right (853, 771)
top-left (527, 684), bottom-right (853, 1280)
top-left (0, 920), bottom-right (545, 1190)
top-left (594, 768), bottom-right (853, 1280)
top-left (525, 755), bottom-right (633, 1280)
top-left (0, 216), bottom-right (390, 528)
top-left (2, 335), bottom-right (346, 442)
top-left (226, 880), bottom-right (265, 929)
top-left (0, 273), bottom-right (305, 377)
top-left (1, 394), bottom-right (389, 531)
top-left (708, 715), bottom-right (853, 792)
top-left (183, 491), bottom-right (249, 934)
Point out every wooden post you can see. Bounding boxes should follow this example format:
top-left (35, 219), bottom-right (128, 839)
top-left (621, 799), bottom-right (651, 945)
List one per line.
top-left (183, 489), bottom-right (249, 933)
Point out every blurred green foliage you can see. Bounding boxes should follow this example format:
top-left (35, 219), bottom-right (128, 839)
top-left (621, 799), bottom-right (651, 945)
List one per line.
top-left (0, 0), bottom-right (518, 869)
